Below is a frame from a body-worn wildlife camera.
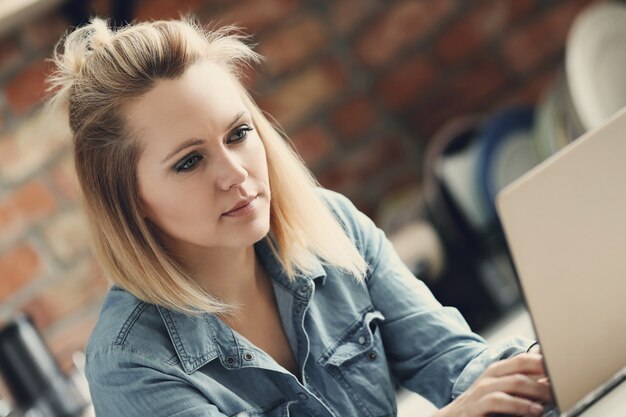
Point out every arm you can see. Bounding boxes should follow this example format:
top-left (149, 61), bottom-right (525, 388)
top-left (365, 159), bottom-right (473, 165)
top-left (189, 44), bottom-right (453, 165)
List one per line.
top-left (86, 347), bottom-right (227, 417)
top-left (320, 189), bottom-right (538, 407)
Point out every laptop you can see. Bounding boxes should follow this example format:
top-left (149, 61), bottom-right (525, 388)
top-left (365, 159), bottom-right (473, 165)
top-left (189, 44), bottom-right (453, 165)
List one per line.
top-left (495, 105), bottom-right (626, 417)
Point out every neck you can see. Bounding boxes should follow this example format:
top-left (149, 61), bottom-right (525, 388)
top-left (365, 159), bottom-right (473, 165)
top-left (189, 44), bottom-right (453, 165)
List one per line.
top-left (173, 241), bottom-right (271, 318)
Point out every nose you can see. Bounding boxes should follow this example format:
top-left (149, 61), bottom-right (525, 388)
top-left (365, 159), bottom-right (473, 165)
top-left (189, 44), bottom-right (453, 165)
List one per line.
top-left (214, 150), bottom-right (248, 191)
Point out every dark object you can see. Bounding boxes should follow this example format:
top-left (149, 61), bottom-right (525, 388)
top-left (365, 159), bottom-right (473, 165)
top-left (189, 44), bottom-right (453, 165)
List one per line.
top-left (423, 116), bottom-right (522, 331)
top-left (61, 0), bottom-right (136, 28)
top-left (0, 315), bottom-right (87, 417)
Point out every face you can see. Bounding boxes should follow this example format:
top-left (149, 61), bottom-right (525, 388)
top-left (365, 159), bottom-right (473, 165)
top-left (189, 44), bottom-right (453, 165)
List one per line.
top-left (129, 60), bottom-right (271, 258)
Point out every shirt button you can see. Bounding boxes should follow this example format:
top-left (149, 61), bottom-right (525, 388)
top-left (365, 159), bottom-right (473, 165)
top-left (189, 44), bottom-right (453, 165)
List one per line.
top-left (298, 392), bottom-right (308, 401)
top-left (358, 336), bottom-right (366, 345)
top-left (226, 356), bottom-right (236, 365)
top-left (243, 352), bottom-right (254, 361)
top-left (368, 352), bottom-right (377, 361)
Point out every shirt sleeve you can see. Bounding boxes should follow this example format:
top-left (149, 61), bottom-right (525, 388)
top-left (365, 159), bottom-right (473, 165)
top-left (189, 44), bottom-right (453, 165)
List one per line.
top-left (319, 189), bottom-right (534, 408)
top-left (86, 347), bottom-right (227, 417)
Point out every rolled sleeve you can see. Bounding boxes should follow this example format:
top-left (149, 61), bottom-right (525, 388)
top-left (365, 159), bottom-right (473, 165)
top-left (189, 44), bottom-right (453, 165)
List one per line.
top-left (450, 335), bottom-right (533, 399)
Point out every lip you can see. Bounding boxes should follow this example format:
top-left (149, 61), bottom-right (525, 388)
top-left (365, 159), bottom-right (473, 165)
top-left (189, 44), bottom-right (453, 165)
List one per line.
top-left (223, 195), bottom-right (258, 216)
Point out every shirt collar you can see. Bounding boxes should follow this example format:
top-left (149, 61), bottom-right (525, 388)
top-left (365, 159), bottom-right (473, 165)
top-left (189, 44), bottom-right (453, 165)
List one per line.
top-left (158, 235), bottom-right (327, 374)
top-left (254, 234), bottom-right (328, 287)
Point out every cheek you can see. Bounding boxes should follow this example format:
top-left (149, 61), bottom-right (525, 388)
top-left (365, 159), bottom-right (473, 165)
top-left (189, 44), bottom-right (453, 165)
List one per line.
top-left (251, 136), bottom-right (269, 180)
top-left (139, 172), bottom-right (206, 226)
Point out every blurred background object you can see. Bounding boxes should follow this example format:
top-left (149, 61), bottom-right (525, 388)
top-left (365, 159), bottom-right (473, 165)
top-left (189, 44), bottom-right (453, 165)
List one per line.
top-left (1, 0), bottom-right (625, 410)
top-left (0, 314), bottom-right (89, 416)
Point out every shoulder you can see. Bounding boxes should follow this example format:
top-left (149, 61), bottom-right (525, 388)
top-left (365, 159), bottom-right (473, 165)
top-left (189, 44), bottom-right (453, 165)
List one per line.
top-left (314, 187), bottom-right (357, 219)
top-left (86, 286), bottom-right (174, 363)
top-left (314, 187), bottom-right (376, 254)
top-left (314, 188), bottom-right (366, 235)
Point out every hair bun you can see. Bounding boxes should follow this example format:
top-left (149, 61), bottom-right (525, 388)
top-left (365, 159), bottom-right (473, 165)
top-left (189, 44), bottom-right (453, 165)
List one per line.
top-left (89, 17), bottom-right (113, 50)
top-left (46, 17), bottom-right (113, 112)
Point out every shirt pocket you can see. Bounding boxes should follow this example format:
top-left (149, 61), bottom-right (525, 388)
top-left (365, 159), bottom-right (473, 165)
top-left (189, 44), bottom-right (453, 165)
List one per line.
top-left (318, 309), bottom-right (396, 417)
top-left (231, 400), bottom-right (295, 417)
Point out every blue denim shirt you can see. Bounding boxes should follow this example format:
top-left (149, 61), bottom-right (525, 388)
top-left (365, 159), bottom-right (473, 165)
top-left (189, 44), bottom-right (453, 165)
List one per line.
top-left (85, 188), bottom-right (532, 417)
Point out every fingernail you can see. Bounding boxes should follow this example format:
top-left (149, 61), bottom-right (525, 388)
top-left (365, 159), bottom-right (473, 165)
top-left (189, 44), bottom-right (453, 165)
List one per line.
top-left (531, 403), bottom-right (544, 414)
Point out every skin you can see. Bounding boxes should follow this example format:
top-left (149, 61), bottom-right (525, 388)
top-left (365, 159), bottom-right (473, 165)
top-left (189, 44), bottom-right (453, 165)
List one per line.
top-left (435, 352), bottom-right (552, 417)
top-left (128, 60), bottom-right (272, 307)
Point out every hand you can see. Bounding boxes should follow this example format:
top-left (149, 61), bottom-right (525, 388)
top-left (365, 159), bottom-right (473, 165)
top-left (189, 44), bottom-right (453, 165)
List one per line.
top-left (434, 353), bottom-right (552, 417)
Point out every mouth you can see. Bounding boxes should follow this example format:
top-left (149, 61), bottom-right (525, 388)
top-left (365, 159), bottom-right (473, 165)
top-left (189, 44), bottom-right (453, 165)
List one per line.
top-left (223, 195), bottom-right (258, 216)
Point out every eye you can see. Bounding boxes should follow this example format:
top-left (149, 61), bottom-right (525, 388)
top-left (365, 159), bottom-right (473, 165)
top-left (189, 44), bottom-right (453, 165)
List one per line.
top-left (228, 125), bottom-right (254, 143)
top-left (173, 152), bottom-right (203, 174)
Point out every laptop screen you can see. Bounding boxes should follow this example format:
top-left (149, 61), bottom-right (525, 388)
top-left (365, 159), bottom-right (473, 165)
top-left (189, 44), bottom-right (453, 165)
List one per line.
top-left (496, 107), bottom-right (626, 412)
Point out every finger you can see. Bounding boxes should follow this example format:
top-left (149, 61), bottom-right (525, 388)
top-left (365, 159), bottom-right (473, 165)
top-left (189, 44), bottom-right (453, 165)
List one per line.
top-left (478, 392), bottom-right (544, 417)
top-left (484, 374), bottom-right (552, 403)
top-left (484, 354), bottom-right (546, 377)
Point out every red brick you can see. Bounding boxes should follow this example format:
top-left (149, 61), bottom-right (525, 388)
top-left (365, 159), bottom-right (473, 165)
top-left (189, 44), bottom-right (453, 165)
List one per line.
top-left (345, 191), bottom-right (376, 220)
top-left (91, 0), bottom-right (112, 17)
top-left (355, 0), bottom-right (455, 68)
top-left (259, 60), bottom-right (346, 128)
top-left (239, 60), bottom-right (263, 90)
top-left (4, 59), bottom-right (54, 115)
top-left (51, 153), bottom-right (80, 201)
top-left (21, 11), bottom-right (70, 52)
top-left (0, 181), bottom-right (57, 246)
top-left (436, 0), bottom-right (535, 65)
top-left (502, 0), bottom-right (598, 73)
top-left (0, 107), bottom-right (70, 183)
top-left (377, 55), bottom-right (435, 109)
top-left (257, 15), bottom-right (327, 77)
top-left (47, 312), bottom-right (99, 374)
top-left (410, 58), bottom-right (509, 138)
top-left (319, 135), bottom-right (408, 191)
top-left (384, 172), bottom-right (423, 199)
top-left (509, 0), bottom-right (538, 23)
top-left (0, 38), bottom-right (21, 74)
top-left (331, 96), bottom-right (379, 141)
top-left (0, 245), bottom-right (42, 300)
top-left (331, 0), bottom-right (378, 34)
top-left (498, 69), bottom-right (557, 108)
top-left (135, 0), bottom-right (206, 21)
top-left (290, 125), bottom-right (334, 167)
top-left (22, 260), bottom-right (107, 330)
top-left (12, 181), bottom-right (57, 219)
top-left (43, 209), bottom-right (90, 263)
top-left (210, 0), bottom-right (299, 34)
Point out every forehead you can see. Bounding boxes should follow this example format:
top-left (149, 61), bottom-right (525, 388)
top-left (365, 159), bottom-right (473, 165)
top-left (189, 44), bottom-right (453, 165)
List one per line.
top-left (125, 60), bottom-right (246, 146)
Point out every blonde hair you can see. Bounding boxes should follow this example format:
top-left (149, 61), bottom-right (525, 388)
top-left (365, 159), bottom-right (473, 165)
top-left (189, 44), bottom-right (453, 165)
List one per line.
top-left (46, 17), bottom-right (368, 315)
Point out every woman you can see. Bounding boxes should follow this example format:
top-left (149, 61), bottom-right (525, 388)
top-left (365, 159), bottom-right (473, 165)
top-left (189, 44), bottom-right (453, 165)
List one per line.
top-left (47, 17), bottom-right (551, 417)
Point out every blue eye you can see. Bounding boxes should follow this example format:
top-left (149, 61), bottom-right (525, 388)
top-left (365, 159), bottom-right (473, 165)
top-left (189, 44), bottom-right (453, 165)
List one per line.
top-left (173, 153), bottom-right (203, 174)
top-left (229, 125), bottom-right (254, 143)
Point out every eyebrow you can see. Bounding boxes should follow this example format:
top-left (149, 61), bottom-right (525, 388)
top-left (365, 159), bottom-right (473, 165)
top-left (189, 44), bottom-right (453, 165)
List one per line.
top-left (161, 111), bottom-right (249, 163)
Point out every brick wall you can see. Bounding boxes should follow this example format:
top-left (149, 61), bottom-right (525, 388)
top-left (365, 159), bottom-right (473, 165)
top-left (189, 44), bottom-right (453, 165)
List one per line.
top-left (0, 0), bottom-right (599, 386)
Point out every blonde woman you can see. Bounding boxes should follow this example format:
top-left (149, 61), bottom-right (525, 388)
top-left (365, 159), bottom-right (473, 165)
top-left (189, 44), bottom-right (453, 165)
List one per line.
top-left (47, 17), bottom-right (551, 417)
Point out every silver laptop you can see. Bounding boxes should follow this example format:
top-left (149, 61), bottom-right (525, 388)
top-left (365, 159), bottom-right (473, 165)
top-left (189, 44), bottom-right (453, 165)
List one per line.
top-left (496, 106), bottom-right (626, 417)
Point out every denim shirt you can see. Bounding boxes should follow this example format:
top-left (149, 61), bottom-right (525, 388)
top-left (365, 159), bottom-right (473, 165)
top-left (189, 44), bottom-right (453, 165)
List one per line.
top-left (85, 188), bottom-right (532, 417)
